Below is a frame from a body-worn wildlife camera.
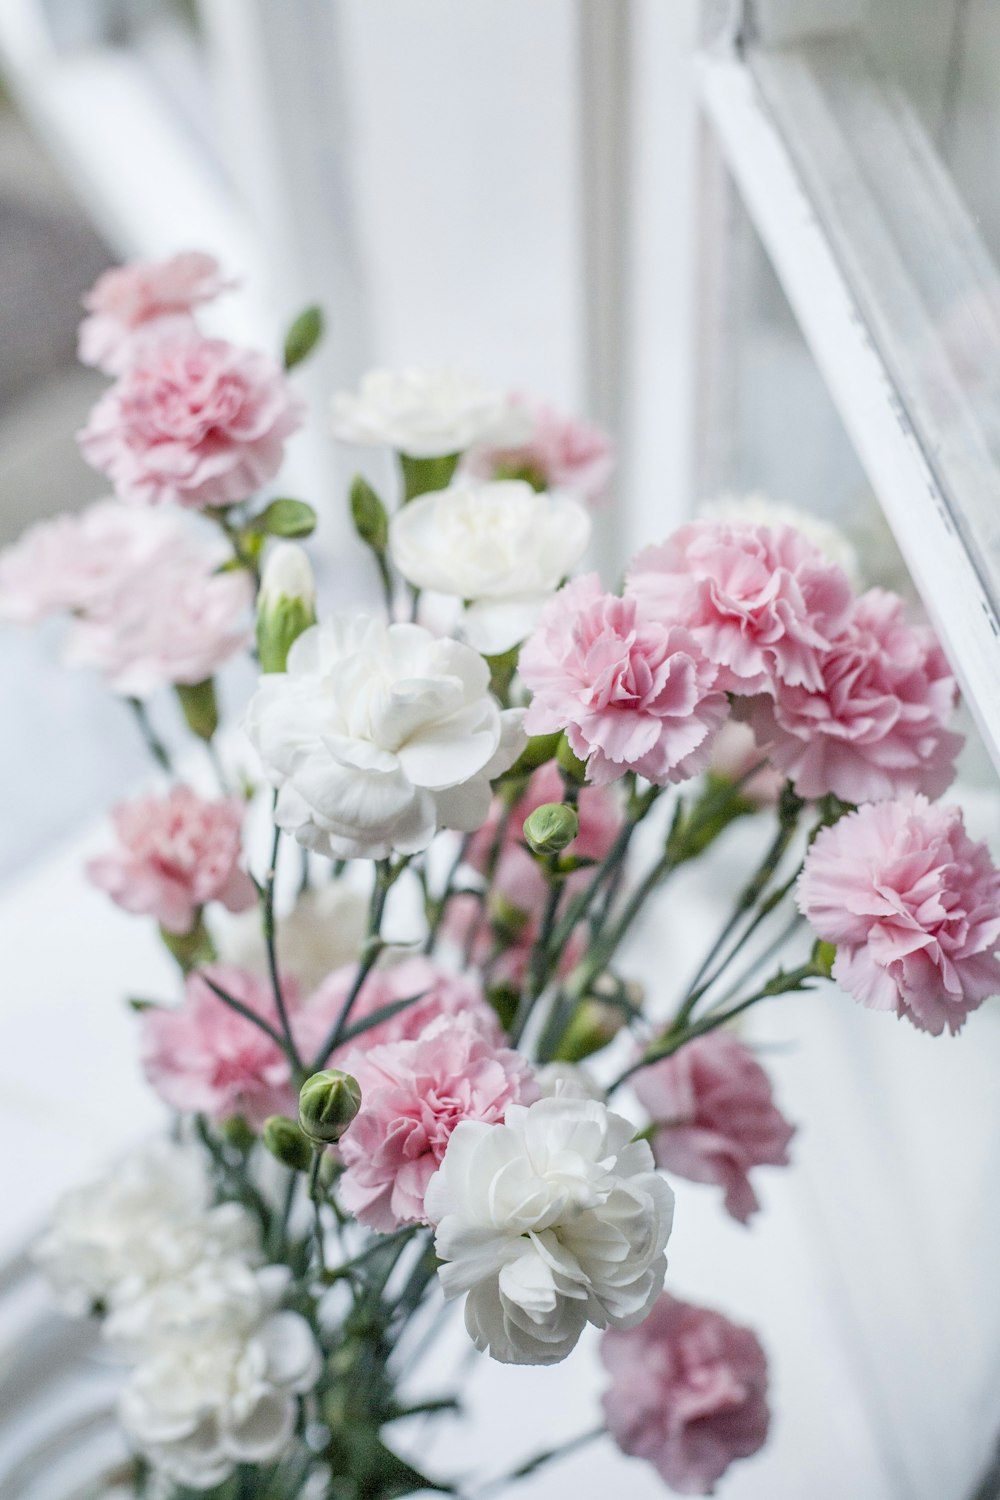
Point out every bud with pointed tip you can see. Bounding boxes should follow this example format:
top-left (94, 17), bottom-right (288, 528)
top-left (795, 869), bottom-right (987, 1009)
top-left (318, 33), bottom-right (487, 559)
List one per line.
top-left (523, 801), bottom-right (579, 857)
top-left (256, 542), bottom-right (317, 673)
top-left (262, 1114), bottom-right (314, 1171)
top-left (298, 1069), bottom-right (362, 1144)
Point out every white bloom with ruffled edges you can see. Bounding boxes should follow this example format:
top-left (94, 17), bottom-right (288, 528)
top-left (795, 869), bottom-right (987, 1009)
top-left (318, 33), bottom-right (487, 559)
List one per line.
top-left (119, 1263), bottom-right (321, 1489)
top-left (215, 879), bottom-right (368, 992)
top-left (245, 613), bottom-right (525, 860)
top-left (425, 1096), bottom-right (674, 1366)
top-left (388, 480), bottom-right (592, 654)
top-left (331, 368), bottom-right (530, 457)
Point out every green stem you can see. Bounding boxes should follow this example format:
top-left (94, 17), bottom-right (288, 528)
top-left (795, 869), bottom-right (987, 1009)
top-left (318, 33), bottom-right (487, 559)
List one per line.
top-left (126, 697), bottom-right (173, 774)
top-left (309, 1150), bottom-right (327, 1275)
top-left (199, 973), bottom-right (289, 1052)
top-left (478, 1426), bottom-right (604, 1495)
top-left (261, 807), bottom-right (303, 1074)
top-left (309, 861), bottom-right (394, 1068)
top-left (424, 834), bottom-right (473, 954)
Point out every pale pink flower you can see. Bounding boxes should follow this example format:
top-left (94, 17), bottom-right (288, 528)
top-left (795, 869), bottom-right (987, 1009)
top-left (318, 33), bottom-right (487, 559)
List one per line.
top-left (602, 1293), bottom-right (770, 1495)
top-left (465, 761), bottom-right (621, 875)
top-left (797, 795), bottom-right (1000, 1036)
top-left (64, 541), bottom-right (253, 696)
top-left (303, 956), bottom-right (501, 1068)
top-left (520, 574), bottom-right (728, 787)
top-left (633, 1032), bottom-right (794, 1224)
top-left (746, 589), bottom-right (962, 804)
top-left (338, 1018), bottom-right (535, 1230)
top-left (78, 252), bottom-right (233, 375)
top-left (442, 860), bottom-right (588, 990)
top-left (627, 519), bottom-right (854, 694)
top-left (707, 721), bottom-right (784, 807)
top-left (464, 394), bottom-right (615, 505)
top-left (141, 966), bottom-right (299, 1128)
top-left (87, 786), bottom-right (256, 935)
top-left (78, 334), bottom-right (304, 510)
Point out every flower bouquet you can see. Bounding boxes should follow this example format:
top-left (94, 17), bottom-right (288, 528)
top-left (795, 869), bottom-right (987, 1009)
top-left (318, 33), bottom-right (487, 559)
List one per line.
top-left (3, 253), bottom-right (998, 1499)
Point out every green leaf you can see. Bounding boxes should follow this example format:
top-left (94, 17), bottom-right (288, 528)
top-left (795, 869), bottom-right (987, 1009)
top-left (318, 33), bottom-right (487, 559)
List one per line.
top-left (175, 677), bottom-right (219, 742)
top-left (283, 304), bottom-right (324, 368)
top-left (252, 498), bottom-right (318, 538)
top-left (350, 475), bottom-right (390, 552)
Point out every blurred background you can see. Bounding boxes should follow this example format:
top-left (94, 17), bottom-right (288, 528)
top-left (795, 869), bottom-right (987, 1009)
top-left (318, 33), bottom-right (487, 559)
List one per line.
top-left (5, 2), bottom-right (1000, 1498)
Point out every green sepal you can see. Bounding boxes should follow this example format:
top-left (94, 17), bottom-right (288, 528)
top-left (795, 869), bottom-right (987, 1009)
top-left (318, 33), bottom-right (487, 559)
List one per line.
top-left (283, 304), bottom-right (324, 369)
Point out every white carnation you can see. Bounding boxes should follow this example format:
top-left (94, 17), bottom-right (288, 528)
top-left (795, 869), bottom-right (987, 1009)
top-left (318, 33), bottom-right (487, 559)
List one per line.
top-left (701, 492), bottom-right (861, 588)
top-left (425, 1096), bottom-right (674, 1366)
top-left (34, 1139), bottom-right (259, 1317)
top-left (215, 880), bottom-right (368, 992)
top-left (119, 1263), bottom-right (321, 1490)
top-left (388, 480), bottom-right (592, 654)
top-left (331, 368), bottom-right (530, 457)
top-left (533, 1061), bottom-right (604, 1102)
top-left (244, 613), bottom-right (525, 860)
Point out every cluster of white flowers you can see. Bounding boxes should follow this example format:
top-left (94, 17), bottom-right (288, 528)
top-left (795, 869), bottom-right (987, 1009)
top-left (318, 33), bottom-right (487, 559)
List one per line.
top-left (35, 1140), bottom-right (321, 1491)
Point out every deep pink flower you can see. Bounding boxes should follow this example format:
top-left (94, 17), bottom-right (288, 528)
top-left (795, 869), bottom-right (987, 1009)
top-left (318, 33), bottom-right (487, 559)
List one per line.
top-left (798, 795), bottom-right (1000, 1035)
top-left (338, 1018), bottom-right (534, 1229)
top-left (465, 761), bottom-right (621, 876)
top-left (633, 1031), bottom-right (794, 1224)
top-left (520, 574), bottom-right (729, 787)
top-left (746, 589), bottom-right (962, 804)
top-left (87, 786), bottom-right (256, 935)
top-left (141, 965), bottom-right (299, 1128)
top-left (78, 334), bottom-right (304, 510)
top-left (602, 1293), bottom-right (770, 1495)
top-left (627, 519), bottom-right (854, 695)
top-left (78, 252), bottom-right (233, 375)
top-left (464, 394), bottom-right (615, 505)
top-left (303, 956), bottom-right (501, 1068)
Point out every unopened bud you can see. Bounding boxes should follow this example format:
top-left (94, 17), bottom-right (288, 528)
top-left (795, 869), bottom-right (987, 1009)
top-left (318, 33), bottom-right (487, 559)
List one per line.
top-left (523, 802), bottom-right (579, 857)
top-left (350, 476), bottom-right (389, 553)
top-left (256, 542), bottom-right (317, 673)
top-left (262, 1115), bottom-right (313, 1171)
top-left (554, 999), bottom-right (628, 1062)
top-left (298, 1069), bottom-right (362, 1144)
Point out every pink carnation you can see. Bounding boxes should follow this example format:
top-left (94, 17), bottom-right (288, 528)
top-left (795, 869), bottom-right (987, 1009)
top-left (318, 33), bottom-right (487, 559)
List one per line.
top-left (633, 1031), bottom-right (794, 1224)
top-left (77, 334), bottom-right (304, 510)
top-left (303, 956), bottom-right (501, 1068)
top-left (338, 1018), bottom-right (534, 1229)
top-left (443, 859), bottom-right (588, 989)
top-left (464, 394), bottom-right (614, 505)
top-left (707, 721), bottom-right (784, 808)
top-left (602, 1293), bottom-right (770, 1495)
top-left (465, 761), bottom-right (621, 875)
top-left (141, 965), bottom-right (299, 1128)
top-left (797, 795), bottom-right (1000, 1036)
top-left (520, 574), bottom-right (729, 787)
top-left (78, 252), bottom-right (233, 375)
top-left (746, 589), bottom-right (962, 804)
top-left (627, 520), bottom-right (854, 694)
top-left (87, 786), bottom-right (256, 935)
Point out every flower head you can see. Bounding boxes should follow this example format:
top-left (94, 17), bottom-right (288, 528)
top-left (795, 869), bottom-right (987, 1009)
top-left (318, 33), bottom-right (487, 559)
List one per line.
top-left (141, 966), bottom-right (300, 1128)
top-left (747, 589), bottom-right (962, 803)
top-left (627, 519), bottom-right (854, 694)
top-left (216, 880), bottom-right (368, 994)
top-left (602, 1293), bottom-right (770, 1494)
top-left (465, 394), bottom-right (615, 505)
top-left (798, 795), bottom-right (1000, 1035)
top-left (701, 492), bottom-right (861, 589)
top-left (331, 367), bottom-right (529, 457)
top-left (520, 574), bottom-right (728, 787)
top-left (244, 613), bottom-right (525, 859)
top-left (87, 786), bottom-right (255, 935)
top-left (78, 334), bottom-right (304, 509)
top-left (388, 479), bottom-right (591, 654)
top-left (339, 1018), bottom-right (535, 1230)
top-left (633, 1032), bottom-right (794, 1223)
top-left (78, 251), bottom-right (233, 374)
top-left (425, 1095), bottom-right (674, 1365)
top-left (465, 760), bottom-right (622, 875)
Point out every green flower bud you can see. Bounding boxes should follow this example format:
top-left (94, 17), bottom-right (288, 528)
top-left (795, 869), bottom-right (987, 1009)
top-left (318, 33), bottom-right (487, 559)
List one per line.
top-left (523, 801), bottom-right (580, 857)
top-left (256, 542), bottom-right (317, 673)
top-left (175, 677), bottom-right (219, 742)
top-left (262, 1115), bottom-right (314, 1172)
top-left (222, 1116), bottom-right (257, 1152)
top-left (283, 305), bottom-right (324, 369)
top-left (253, 497), bottom-right (318, 539)
top-left (556, 734), bottom-right (588, 785)
top-left (350, 476), bottom-right (390, 553)
top-left (298, 1069), bottom-right (362, 1144)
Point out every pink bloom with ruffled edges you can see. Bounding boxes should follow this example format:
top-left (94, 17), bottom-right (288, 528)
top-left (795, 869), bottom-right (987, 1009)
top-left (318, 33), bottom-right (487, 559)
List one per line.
top-left (78, 252), bottom-right (234, 375)
top-left (627, 520), bottom-right (854, 694)
top-left (746, 589), bottom-right (962, 804)
top-left (78, 334), bottom-right (304, 510)
top-left (87, 786), bottom-right (256, 935)
top-left (303, 956), bottom-right (501, 1069)
top-left (602, 1293), bottom-right (770, 1495)
top-left (141, 965), bottom-right (300, 1128)
top-left (633, 1031), bottom-right (794, 1223)
top-left (464, 394), bottom-right (615, 505)
top-left (798, 795), bottom-right (1000, 1036)
top-left (520, 574), bottom-right (729, 787)
top-left (338, 1018), bottom-right (535, 1229)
